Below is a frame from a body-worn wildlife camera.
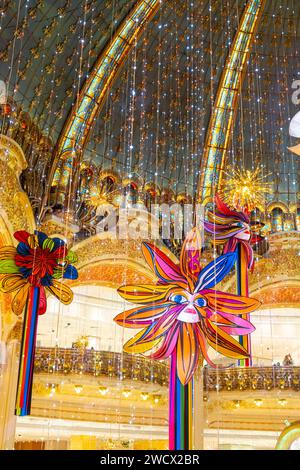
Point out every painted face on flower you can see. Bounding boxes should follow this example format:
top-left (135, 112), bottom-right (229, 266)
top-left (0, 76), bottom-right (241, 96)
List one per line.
top-left (115, 229), bottom-right (260, 385)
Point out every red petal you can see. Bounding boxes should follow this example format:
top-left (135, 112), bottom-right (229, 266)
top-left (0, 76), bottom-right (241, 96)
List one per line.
top-left (14, 231), bottom-right (30, 243)
top-left (38, 287), bottom-right (47, 315)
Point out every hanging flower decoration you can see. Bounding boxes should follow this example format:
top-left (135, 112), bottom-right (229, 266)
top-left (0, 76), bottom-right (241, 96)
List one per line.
top-left (0, 230), bottom-right (78, 315)
top-left (203, 194), bottom-right (259, 269)
top-left (115, 229), bottom-right (260, 385)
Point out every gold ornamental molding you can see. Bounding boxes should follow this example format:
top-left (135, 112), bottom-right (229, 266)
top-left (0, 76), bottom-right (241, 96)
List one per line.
top-left (0, 134), bottom-right (36, 236)
top-left (198, 0), bottom-right (266, 204)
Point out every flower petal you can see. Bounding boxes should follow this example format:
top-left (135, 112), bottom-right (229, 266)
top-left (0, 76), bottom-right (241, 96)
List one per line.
top-left (11, 283), bottom-right (30, 316)
top-left (42, 238), bottom-right (55, 251)
top-left (0, 274), bottom-right (27, 292)
top-left (176, 322), bottom-right (199, 385)
top-left (114, 302), bottom-right (172, 328)
top-left (205, 290), bottom-right (261, 314)
top-left (63, 264), bottom-right (78, 280)
top-left (51, 237), bottom-right (66, 250)
top-left (118, 284), bottom-right (174, 304)
top-left (38, 287), bottom-right (47, 315)
top-left (16, 242), bottom-right (31, 256)
top-left (150, 323), bottom-right (180, 360)
top-left (66, 251), bottom-right (78, 263)
top-left (195, 324), bottom-right (217, 368)
top-left (180, 227), bottom-right (202, 288)
top-left (35, 231), bottom-right (48, 247)
top-left (142, 242), bottom-right (187, 286)
top-left (0, 259), bottom-right (19, 274)
top-left (195, 252), bottom-right (236, 292)
top-left (208, 311), bottom-right (255, 335)
top-left (204, 319), bottom-right (249, 359)
top-left (0, 246), bottom-right (16, 260)
top-left (46, 280), bottom-right (73, 304)
top-left (14, 231), bottom-right (30, 243)
top-left (123, 327), bottom-right (161, 354)
top-left (136, 306), bottom-right (181, 343)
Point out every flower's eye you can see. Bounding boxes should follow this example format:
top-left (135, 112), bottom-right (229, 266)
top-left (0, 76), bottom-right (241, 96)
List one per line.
top-left (194, 297), bottom-right (207, 307)
top-left (170, 294), bottom-right (187, 304)
top-left (234, 222), bottom-right (244, 228)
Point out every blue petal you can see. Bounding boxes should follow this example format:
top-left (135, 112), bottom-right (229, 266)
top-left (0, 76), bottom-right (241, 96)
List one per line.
top-left (35, 231), bottom-right (48, 247)
top-left (17, 242), bottom-right (31, 256)
top-left (195, 252), bottom-right (237, 291)
top-left (41, 273), bottom-right (53, 286)
top-left (52, 237), bottom-right (66, 250)
top-left (63, 264), bottom-right (78, 280)
top-left (19, 266), bottom-right (31, 278)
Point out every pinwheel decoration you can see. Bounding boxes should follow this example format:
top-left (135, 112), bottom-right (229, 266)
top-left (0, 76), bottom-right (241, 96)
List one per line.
top-left (115, 228), bottom-right (260, 449)
top-left (0, 230), bottom-right (78, 416)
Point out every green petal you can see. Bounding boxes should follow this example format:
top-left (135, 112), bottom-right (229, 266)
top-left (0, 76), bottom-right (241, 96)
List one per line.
top-left (66, 251), bottom-right (78, 263)
top-left (0, 259), bottom-right (20, 274)
top-left (52, 267), bottom-right (64, 279)
top-left (42, 238), bottom-right (55, 251)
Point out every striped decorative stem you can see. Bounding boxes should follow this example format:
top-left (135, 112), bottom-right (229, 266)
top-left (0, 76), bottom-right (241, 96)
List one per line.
top-left (15, 286), bottom-right (40, 416)
top-left (236, 244), bottom-right (251, 367)
top-left (169, 349), bottom-right (193, 450)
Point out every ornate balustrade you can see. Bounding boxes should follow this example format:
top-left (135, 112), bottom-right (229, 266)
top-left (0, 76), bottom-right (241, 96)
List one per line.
top-left (203, 366), bottom-right (300, 392)
top-left (34, 347), bottom-right (169, 386)
top-left (34, 348), bottom-right (300, 392)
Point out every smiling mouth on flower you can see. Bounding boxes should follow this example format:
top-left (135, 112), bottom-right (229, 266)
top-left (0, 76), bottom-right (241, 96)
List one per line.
top-left (177, 305), bottom-right (200, 323)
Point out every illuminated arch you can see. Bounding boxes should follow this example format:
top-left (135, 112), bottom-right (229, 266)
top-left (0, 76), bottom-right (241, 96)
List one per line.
top-left (267, 201), bottom-right (289, 213)
top-left (276, 422), bottom-right (300, 450)
top-left (51, 0), bottom-right (161, 199)
top-left (198, 0), bottom-right (266, 204)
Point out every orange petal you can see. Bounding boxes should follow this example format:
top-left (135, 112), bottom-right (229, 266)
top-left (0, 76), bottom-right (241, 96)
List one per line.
top-left (180, 227), bottom-right (202, 289)
top-left (176, 323), bottom-right (199, 385)
top-left (46, 280), bottom-right (73, 304)
top-left (204, 319), bottom-right (249, 359)
top-left (117, 284), bottom-right (174, 304)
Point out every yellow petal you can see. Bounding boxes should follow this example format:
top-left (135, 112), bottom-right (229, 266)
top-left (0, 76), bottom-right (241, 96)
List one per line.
top-left (118, 284), bottom-right (173, 304)
top-left (0, 246), bottom-right (16, 260)
top-left (12, 283), bottom-right (30, 316)
top-left (123, 328), bottom-right (161, 354)
top-left (46, 280), bottom-right (73, 305)
top-left (0, 274), bottom-right (26, 293)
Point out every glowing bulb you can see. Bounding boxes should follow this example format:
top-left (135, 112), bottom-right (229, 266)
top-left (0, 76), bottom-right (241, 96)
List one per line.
top-left (254, 398), bottom-right (263, 407)
top-left (140, 392), bottom-right (149, 401)
top-left (74, 384), bottom-right (83, 394)
top-left (98, 386), bottom-right (108, 396)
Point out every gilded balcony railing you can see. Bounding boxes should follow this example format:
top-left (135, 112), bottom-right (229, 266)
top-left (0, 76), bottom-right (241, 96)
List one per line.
top-left (34, 347), bottom-right (169, 386)
top-left (203, 366), bottom-right (300, 392)
top-left (34, 348), bottom-right (300, 392)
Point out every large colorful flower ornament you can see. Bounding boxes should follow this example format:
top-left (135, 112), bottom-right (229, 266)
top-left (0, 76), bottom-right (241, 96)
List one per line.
top-left (114, 229), bottom-right (260, 384)
top-left (204, 194), bottom-right (257, 269)
top-left (0, 230), bottom-right (78, 315)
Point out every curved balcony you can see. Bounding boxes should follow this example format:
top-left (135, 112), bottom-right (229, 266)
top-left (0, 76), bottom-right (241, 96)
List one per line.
top-left (34, 347), bottom-right (169, 386)
top-left (34, 348), bottom-right (300, 392)
top-left (203, 366), bottom-right (300, 392)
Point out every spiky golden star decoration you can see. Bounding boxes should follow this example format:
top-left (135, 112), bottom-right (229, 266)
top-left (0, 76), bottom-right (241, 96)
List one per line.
top-left (222, 166), bottom-right (272, 212)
